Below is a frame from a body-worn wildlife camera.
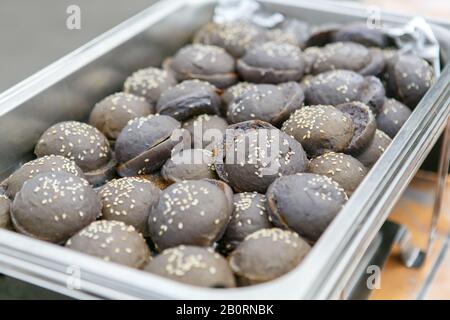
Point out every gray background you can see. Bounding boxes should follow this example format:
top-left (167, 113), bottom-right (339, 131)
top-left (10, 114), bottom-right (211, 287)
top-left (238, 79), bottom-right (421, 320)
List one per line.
top-left (0, 0), bottom-right (156, 93)
top-left (1, 0), bottom-right (448, 94)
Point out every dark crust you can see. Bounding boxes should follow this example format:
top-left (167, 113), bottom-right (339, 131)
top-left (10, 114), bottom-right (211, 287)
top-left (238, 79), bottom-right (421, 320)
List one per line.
top-left (84, 156), bottom-right (117, 187)
top-left (117, 131), bottom-right (181, 177)
top-left (221, 82), bottom-right (256, 108)
top-left (182, 114), bottom-right (228, 150)
top-left (11, 172), bottom-right (100, 244)
top-left (202, 178), bottom-right (234, 217)
top-left (305, 24), bottom-right (340, 47)
top-left (34, 121), bottom-right (112, 173)
top-left (3, 155), bottom-right (85, 199)
top-left (356, 129), bottom-right (391, 168)
top-left (193, 21), bottom-right (267, 58)
top-left (219, 192), bottom-right (272, 253)
top-left (123, 67), bottom-right (177, 106)
top-left (148, 180), bottom-right (231, 251)
top-left (303, 70), bottom-right (363, 106)
top-left (376, 98), bottom-right (412, 138)
top-left (170, 70), bottom-right (238, 89)
top-left (236, 59), bottom-right (304, 84)
top-left (66, 220), bottom-right (151, 269)
top-left (168, 44), bottom-right (238, 89)
top-left (384, 53), bottom-right (434, 108)
top-left (88, 92), bottom-right (153, 141)
top-left (335, 102), bottom-right (376, 154)
top-left (161, 149), bottom-right (217, 183)
top-left (360, 76), bottom-right (386, 115)
top-left (308, 152), bottom-right (367, 197)
top-left (305, 42), bottom-right (384, 76)
top-left (331, 23), bottom-right (390, 48)
top-left (277, 82), bottom-right (305, 125)
top-left (281, 105), bottom-right (355, 158)
top-left (226, 83), bottom-right (304, 127)
top-left (236, 42), bottom-right (305, 84)
top-left (115, 115), bottom-right (181, 169)
top-left (0, 195), bottom-right (11, 229)
top-left (359, 48), bottom-right (385, 76)
top-left (303, 70), bottom-right (385, 114)
top-left (99, 178), bottom-right (160, 236)
top-left (144, 245), bottom-right (236, 288)
top-left (227, 120), bottom-right (276, 131)
top-left (214, 120), bottom-right (308, 193)
top-left (265, 173), bottom-right (347, 243)
top-left (156, 81), bottom-right (222, 121)
top-left (228, 228), bottom-right (310, 285)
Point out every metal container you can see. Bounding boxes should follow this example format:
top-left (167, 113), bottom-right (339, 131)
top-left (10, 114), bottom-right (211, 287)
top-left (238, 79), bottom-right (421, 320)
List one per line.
top-left (0, 0), bottom-right (449, 299)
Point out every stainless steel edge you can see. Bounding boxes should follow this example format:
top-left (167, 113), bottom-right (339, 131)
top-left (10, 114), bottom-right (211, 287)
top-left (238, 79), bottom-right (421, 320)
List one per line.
top-left (0, 227), bottom-right (303, 299)
top-left (296, 65), bottom-right (450, 299)
top-left (0, 0), bottom-right (449, 300)
top-left (0, 0), bottom-right (195, 178)
top-left (0, 0), bottom-right (185, 117)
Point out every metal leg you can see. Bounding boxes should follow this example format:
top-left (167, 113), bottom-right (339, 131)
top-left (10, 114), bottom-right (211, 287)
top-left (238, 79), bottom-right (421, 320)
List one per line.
top-left (396, 117), bottom-right (450, 268)
top-left (427, 117), bottom-right (450, 252)
top-left (395, 225), bottom-right (425, 268)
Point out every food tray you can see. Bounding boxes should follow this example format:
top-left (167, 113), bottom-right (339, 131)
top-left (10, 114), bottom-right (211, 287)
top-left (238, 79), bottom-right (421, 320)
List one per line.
top-left (0, 0), bottom-right (449, 299)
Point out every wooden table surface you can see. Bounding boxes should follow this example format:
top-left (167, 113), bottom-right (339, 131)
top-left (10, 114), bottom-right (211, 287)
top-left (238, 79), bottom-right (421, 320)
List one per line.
top-left (370, 172), bottom-right (450, 299)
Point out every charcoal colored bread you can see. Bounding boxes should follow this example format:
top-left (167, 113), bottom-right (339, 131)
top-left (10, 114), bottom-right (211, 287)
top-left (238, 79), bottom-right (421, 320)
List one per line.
top-left (193, 21), bottom-right (266, 58)
top-left (266, 173), bottom-right (347, 243)
top-left (123, 67), bottom-right (177, 106)
top-left (376, 98), bottom-right (412, 138)
top-left (166, 44), bottom-right (237, 89)
top-left (237, 42), bottom-right (305, 84)
top-left (35, 121), bottom-right (112, 173)
top-left (99, 177), bottom-right (160, 236)
top-left (384, 53), bottom-right (434, 108)
top-left (66, 220), bottom-right (150, 269)
top-left (302, 69), bottom-right (385, 114)
top-left (215, 120), bottom-right (308, 193)
top-left (219, 192), bottom-right (272, 253)
top-left (308, 152), bottom-right (367, 197)
top-left (3, 155), bottom-right (85, 199)
top-left (304, 42), bottom-right (385, 76)
top-left (156, 80), bottom-right (221, 121)
top-left (145, 245), bottom-right (236, 287)
top-left (355, 129), bottom-right (392, 168)
top-left (226, 82), bottom-right (304, 127)
top-left (148, 180), bottom-right (231, 251)
top-left (11, 172), bottom-right (100, 243)
top-left (229, 228), bottom-right (311, 285)
top-left (335, 101), bottom-right (376, 154)
top-left (89, 92), bottom-right (153, 141)
top-left (281, 105), bottom-right (354, 157)
top-left (115, 115), bottom-right (181, 176)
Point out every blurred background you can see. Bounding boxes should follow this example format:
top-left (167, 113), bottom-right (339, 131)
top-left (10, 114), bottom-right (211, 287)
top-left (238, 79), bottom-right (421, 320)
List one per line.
top-left (0, 0), bottom-right (157, 92)
top-left (0, 0), bottom-right (449, 93)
